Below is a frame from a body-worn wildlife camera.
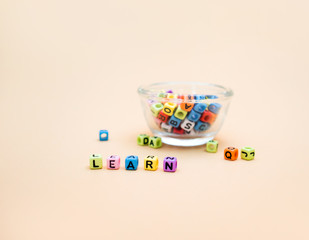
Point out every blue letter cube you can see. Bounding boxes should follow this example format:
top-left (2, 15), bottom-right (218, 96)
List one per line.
top-left (193, 103), bottom-right (207, 113)
top-left (194, 121), bottom-right (210, 132)
top-left (208, 103), bottom-right (222, 114)
top-left (99, 130), bottom-right (109, 141)
top-left (187, 110), bottom-right (201, 122)
top-left (168, 115), bottom-right (182, 128)
top-left (125, 155), bottom-right (139, 170)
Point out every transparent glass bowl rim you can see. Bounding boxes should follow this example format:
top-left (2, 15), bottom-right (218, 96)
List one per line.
top-left (138, 81), bottom-right (233, 99)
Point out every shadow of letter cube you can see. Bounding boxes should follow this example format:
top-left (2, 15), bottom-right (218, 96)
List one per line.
top-left (224, 147), bottom-right (239, 161)
top-left (137, 134), bottom-right (149, 146)
top-left (99, 130), bottom-right (109, 141)
top-left (107, 155), bottom-right (120, 169)
top-left (148, 136), bottom-right (162, 149)
top-left (241, 147), bottom-right (255, 160)
top-left (89, 154), bottom-right (103, 169)
top-left (144, 155), bottom-right (159, 171)
top-left (163, 157), bottom-right (177, 172)
top-left (125, 155), bottom-right (139, 170)
top-left (206, 140), bottom-right (218, 153)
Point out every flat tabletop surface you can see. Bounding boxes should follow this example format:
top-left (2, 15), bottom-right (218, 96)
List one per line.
top-left (1, 1), bottom-right (309, 239)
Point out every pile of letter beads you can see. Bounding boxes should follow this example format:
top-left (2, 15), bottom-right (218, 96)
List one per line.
top-left (137, 134), bottom-right (162, 148)
top-left (206, 140), bottom-right (218, 153)
top-left (99, 130), bottom-right (109, 141)
top-left (224, 147), bottom-right (255, 161)
top-left (90, 155), bottom-right (177, 172)
top-left (149, 91), bottom-right (222, 135)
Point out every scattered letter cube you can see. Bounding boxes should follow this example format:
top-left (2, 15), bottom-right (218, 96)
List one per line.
top-left (157, 111), bottom-right (169, 123)
top-left (107, 155), bottom-right (120, 170)
top-left (99, 130), bottom-right (109, 141)
top-left (180, 102), bottom-right (194, 112)
top-left (241, 147), bottom-right (255, 160)
top-left (89, 154), bottom-right (103, 169)
top-left (206, 140), bottom-right (218, 153)
top-left (137, 134), bottom-right (149, 146)
top-left (163, 157), bottom-right (177, 172)
top-left (125, 155), bottom-right (139, 170)
top-left (144, 155), bottom-right (159, 171)
top-left (224, 147), bottom-right (239, 161)
top-left (148, 136), bottom-right (162, 149)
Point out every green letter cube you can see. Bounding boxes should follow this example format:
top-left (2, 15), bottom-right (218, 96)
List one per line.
top-left (174, 106), bottom-right (188, 120)
top-left (151, 103), bottom-right (164, 117)
top-left (241, 147), bottom-right (255, 160)
top-left (206, 140), bottom-right (218, 153)
top-left (148, 136), bottom-right (162, 149)
top-left (137, 134), bottom-right (149, 146)
top-left (90, 154), bottom-right (103, 169)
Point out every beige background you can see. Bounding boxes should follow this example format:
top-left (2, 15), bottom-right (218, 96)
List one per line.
top-left (1, 1), bottom-right (309, 239)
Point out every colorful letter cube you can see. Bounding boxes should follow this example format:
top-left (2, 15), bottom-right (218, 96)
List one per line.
top-left (137, 134), bottom-right (149, 146)
top-left (151, 103), bottom-right (164, 117)
top-left (161, 122), bottom-right (173, 132)
top-left (193, 103), bottom-right (207, 113)
top-left (174, 106), bottom-right (188, 120)
top-left (148, 136), bottom-right (162, 149)
top-left (162, 102), bottom-right (177, 116)
top-left (180, 118), bottom-right (195, 131)
top-left (200, 110), bottom-right (216, 124)
top-left (163, 157), bottom-right (177, 172)
top-left (224, 147), bottom-right (239, 161)
top-left (107, 155), bottom-right (120, 169)
top-left (168, 115), bottom-right (182, 128)
top-left (241, 147), bottom-right (255, 160)
top-left (180, 102), bottom-right (194, 112)
top-left (173, 127), bottom-right (185, 135)
top-left (187, 110), bottom-right (201, 122)
top-left (144, 155), bottom-right (159, 171)
top-left (99, 130), bottom-right (109, 141)
top-left (208, 103), bottom-right (222, 114)
top-left (157, 92), bottom-right (167, 98)
top-left (167, 93), bottom-right (178, 99)
top-left (125, 155), bottom-right (139, 170)
top-left (89, 154), bottom-right (103, 169)
top-left (157, 111), bottom-right (169, 123)
top-left (206, 140), bottom-right (218, 153)
top-left (194, 121), bottom-right (210, 132)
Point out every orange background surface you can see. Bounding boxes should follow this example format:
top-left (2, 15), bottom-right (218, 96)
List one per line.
top-left (1, 1), bottom-right (309, 239)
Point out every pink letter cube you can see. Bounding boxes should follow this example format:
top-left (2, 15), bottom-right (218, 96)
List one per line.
top-left (107, 155), bottom-right (120, 170)
top-left (163, 157), bottom-right (177, 172)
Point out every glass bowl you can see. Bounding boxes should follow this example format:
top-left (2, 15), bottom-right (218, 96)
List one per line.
top-left (137, 82), bottom-right (233, 147)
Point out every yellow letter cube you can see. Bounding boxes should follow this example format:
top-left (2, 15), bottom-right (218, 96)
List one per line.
top-left (90, 154), bottom-right (103, 169)
top-left (144, 155), bottom-right (159, 171)
top-left (162, 102), bottom-right (177, 116)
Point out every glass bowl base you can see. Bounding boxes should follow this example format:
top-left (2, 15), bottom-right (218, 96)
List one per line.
top-left (161, 136), bottom-right (214, 147)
